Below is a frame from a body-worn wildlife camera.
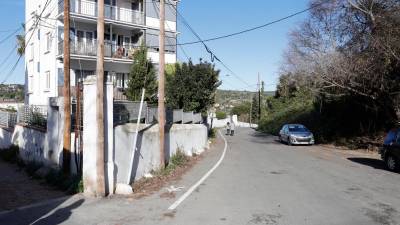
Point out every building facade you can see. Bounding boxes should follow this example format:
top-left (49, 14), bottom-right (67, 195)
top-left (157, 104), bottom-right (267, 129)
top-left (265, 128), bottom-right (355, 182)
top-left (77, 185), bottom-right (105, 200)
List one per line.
top-left (25, 0), bottom-right (178, 105)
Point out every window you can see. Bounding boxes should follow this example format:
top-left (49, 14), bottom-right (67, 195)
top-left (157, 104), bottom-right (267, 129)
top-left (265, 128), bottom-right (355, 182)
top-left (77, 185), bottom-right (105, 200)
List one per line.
top-left (46, 32), bottom-right (51, 52)
top-left (45, 71), bottom-right (51, 90)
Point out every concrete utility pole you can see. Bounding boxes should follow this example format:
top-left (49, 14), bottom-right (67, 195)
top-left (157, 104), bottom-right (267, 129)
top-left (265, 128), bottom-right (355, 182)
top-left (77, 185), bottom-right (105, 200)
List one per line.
top-left (96, 0), bottom-right (106, 197)
top-left (158, 0), bottom-right (166, 168)
top-left (63, 0), bottom-right (71, 174)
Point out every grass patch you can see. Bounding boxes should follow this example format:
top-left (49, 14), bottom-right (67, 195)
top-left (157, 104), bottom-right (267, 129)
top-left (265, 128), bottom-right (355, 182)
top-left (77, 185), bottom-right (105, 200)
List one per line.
top-left (155, 150), bottom-right (189, 177)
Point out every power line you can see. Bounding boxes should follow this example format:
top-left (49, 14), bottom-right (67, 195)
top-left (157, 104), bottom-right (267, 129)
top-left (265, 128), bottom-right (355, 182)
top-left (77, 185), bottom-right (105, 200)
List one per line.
top-left (1, 0), bottom-right (52, 84)
top-left (166, 2), bottom-right (252, 89)
top-left (169, 0), bottom-right (327, 46)
top-left (0, 28), bottom-right (22, 45)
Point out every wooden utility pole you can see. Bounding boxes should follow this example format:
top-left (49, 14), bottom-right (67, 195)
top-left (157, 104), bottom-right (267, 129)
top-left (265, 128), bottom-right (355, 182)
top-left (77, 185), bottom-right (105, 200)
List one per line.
top-left (96, 0), bottom-right (106, 197)
top-left (63, 0), bottom-right (71, 174)
top-left (258, 73), bottom-right (261, 120)
top-left (158, 0), bottom-right (166, 168)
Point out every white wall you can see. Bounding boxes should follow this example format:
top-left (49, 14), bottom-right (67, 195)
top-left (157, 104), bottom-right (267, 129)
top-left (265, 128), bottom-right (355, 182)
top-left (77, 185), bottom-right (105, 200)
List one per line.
top-left (26, 0), bottom-right (61, 106)
top-left (146, 17), bottom-right (176, 32)
top-left (0, 128), bottom-right (13, 149)
top-left (114, 123), bottom-right (208, 183)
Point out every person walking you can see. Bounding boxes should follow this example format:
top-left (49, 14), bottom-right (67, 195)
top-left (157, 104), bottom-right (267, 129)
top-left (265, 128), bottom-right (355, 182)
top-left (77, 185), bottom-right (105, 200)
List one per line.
top-left (226, 122), bottom-right (231, 135)
top-left (230, 121), bottom-right (235, 136)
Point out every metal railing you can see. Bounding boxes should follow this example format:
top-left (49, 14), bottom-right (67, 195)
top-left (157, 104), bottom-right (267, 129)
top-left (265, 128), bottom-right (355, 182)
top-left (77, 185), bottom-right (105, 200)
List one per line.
top-left (17, 105), bottom-right (48, 129)
top-left (0, 110), bottom-right (17, 128)
top-left (58, 40), bottom-right (140, 60)
top-left (59, 0), bottom-right (144, 25)
top-left (113, 101), bottom-right (204, 126)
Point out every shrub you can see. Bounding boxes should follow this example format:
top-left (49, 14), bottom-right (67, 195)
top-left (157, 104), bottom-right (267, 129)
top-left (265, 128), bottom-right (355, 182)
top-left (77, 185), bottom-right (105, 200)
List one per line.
top-left (209, 128), bottom-right (217, 138)
top-left (215, 111), bottom-right (227, 120)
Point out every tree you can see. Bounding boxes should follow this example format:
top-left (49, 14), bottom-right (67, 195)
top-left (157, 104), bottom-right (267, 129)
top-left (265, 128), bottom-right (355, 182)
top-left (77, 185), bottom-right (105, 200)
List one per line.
top-left (16, 24), bottom-right (25, 56)
top-left (231, 102), bottom-right (251, 122)
top-left (126, 45), bottom-right (157, 103)
top-left (215, 111), bottom-right (227, 120)
top-left (166, 60), bottom-right (221, 113)
top-left (251, 95), bottom-right (259, 123)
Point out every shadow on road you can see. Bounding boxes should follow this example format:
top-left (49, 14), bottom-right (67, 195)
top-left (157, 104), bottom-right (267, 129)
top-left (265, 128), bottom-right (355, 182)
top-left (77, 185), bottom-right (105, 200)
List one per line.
top-left (347, 157), bottom-right (390, 171)
top-left (32, 199), bottom-right (84, 225)
top-left (0, 197), bottom-right (84, 225)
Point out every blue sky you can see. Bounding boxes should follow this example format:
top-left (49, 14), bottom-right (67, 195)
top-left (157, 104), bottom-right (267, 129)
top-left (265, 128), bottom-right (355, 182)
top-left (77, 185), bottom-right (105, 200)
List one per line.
top-left (0, 0), bottom-right (310, 91)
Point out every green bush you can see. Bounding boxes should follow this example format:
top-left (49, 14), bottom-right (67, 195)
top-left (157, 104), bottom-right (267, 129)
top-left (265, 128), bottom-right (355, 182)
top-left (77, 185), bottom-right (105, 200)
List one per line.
top-left (215, 111), bottom-right (227, 120)
top-left (209, 128), bottom-right (217, 138)
top-left (28, 111), bottom-right (46, 128)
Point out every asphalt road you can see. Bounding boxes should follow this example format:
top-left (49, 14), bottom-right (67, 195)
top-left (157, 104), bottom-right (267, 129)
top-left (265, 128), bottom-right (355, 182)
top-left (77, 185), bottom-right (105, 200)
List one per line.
top-left (1, 128), bottom-right (400, 225)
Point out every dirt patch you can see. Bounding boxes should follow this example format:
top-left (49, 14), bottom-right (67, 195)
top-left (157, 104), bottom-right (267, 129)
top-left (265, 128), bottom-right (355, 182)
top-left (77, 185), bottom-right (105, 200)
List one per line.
top-left (130, 136), bottom-right (223, 199)
top-left (163, 211), bottom-right (176, 218)
top-left (131, 152), bottom-right (204, 199)
top-left (159, 192), bottom-right (176, 199)
top-left (0, 159), bottom-right (66, 211)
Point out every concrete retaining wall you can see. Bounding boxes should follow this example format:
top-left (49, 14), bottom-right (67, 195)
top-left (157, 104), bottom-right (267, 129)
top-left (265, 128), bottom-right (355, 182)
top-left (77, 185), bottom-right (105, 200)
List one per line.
top-left (114, 123), bottom-right (208, 183)
top-left (0, 128), bottom-right (13, 149)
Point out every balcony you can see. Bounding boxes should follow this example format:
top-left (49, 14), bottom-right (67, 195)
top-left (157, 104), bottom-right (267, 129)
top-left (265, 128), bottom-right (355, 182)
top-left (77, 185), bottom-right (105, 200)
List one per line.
top-left (59, 0), bottom-right (144, 26)
top-left (58, 40), bottom-right (140, 61)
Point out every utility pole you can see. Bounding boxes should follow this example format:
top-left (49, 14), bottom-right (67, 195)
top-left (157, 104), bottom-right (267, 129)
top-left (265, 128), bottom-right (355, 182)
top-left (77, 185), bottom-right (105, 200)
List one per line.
top-left (158, 0), bottom-right (166, 168)
top-left (96, 0), bottom-right (106, 197)
top-left (258, 73), bottom-right (261, 121)
top-left (62, 0), bottom-right (71, 175)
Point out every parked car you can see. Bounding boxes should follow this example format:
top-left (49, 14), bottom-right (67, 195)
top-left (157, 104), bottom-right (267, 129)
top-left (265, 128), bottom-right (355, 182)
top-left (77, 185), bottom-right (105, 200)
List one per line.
top-left (279, 124), bottom-right (315, 145)
top-left (380, 129), bottom-right (400, 171)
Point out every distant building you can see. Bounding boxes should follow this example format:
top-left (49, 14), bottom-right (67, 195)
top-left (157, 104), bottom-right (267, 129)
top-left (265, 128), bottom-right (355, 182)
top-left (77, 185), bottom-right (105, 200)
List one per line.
top-left (25, 0), bottom-right (178, 105)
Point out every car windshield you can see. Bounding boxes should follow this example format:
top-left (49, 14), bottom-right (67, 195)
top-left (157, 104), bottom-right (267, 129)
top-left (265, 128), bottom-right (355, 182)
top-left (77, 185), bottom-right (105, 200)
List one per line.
top-left (288, 126), bottom-right (308, 132)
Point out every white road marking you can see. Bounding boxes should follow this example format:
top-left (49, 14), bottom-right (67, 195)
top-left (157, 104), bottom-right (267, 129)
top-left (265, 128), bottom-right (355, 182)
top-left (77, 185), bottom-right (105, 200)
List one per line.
top-left (168, 130), bottom-right (228, 210)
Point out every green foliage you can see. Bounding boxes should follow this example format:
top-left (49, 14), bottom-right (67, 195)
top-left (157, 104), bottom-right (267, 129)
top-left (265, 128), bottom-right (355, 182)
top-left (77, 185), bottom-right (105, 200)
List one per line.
top-left (0, 145), bottom-right (19, 163)
top-left (166, 60), bottom-right (221, 113)
top-left (28, 111), bottom-right (47, 128)
top-left (258, 91), bottom-right (315, 136)
top-left (45, 169), bottom-right (83, 194)
top-left (231, 102), bottom-right (250, 116)
top-left (209, 128), bottom-right (217, 138)
top-left (251, 95), bottom-right (260, 123)
top-left (155, 150), bottom-right (189, 176)
top-left (126, 44), bottom-right (158, 103)
top-left (215, 111), bottom-right (227, 120)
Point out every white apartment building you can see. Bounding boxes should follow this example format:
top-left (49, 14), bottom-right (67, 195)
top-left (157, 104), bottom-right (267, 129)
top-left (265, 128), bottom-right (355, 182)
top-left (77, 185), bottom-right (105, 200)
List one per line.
top-left (25, 0), bottom-right (178, 105)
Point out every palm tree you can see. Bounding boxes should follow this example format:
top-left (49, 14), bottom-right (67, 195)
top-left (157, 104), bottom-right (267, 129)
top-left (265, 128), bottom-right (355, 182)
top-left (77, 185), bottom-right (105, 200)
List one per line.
top-left (16, 24), bottom-right (25, 57)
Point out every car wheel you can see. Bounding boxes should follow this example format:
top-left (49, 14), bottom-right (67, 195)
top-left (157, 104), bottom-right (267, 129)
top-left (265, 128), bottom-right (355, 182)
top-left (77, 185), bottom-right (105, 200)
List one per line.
top-left (287, 137), bottom-right (292, 146)
top-left (385, 155), bottom-right (398, 171)
top-left (279, 135), bottom-right (283, 143)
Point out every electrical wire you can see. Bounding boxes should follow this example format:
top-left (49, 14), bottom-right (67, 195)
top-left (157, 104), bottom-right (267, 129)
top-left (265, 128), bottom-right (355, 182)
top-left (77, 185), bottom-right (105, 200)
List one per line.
top-left (1, 0), bottom-right (52, 84)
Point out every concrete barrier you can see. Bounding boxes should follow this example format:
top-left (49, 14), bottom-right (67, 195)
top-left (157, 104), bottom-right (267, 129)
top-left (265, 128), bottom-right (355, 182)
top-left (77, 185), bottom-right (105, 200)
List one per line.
top-left (114, 123), bottom-right (208, 183)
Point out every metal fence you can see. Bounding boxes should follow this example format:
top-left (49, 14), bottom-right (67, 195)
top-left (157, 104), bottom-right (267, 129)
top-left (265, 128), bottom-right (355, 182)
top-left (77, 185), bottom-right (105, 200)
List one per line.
top-left (114, 101), bottom-right (147, 125)
top-left (113, 101), bottom-right (204, 125)
top-left (0, 110), bottom-right (17, 128)
top-left (18, 105), bottom-right (48, 129)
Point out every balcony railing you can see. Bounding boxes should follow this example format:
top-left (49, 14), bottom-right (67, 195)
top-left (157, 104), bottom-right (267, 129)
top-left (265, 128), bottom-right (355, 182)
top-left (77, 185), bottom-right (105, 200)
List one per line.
top-left (59, 0), bottom-right (144, 25)
top-left (58, 40), bottom-right (140, 60)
